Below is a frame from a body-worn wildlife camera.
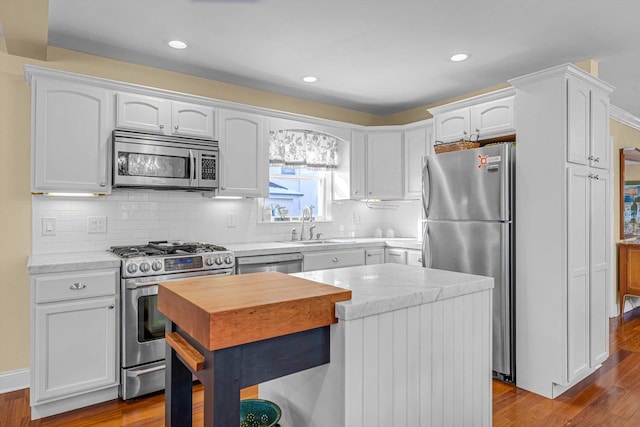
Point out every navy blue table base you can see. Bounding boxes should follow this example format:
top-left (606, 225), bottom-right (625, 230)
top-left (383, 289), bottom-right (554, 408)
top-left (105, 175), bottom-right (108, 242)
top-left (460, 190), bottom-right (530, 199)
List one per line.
top-left (165, 321), bottom-right (331, 427)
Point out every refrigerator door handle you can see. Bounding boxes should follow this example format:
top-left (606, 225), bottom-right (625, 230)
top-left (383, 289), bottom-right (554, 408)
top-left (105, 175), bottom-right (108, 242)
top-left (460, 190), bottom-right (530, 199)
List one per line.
top-left (421, 222), bottom-right (431, 268)
top-left (422, 157), bottom-right (430, 217)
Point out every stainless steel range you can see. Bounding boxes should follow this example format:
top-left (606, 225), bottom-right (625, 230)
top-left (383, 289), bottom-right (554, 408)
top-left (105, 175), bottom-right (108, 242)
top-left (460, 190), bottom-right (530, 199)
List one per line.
top-left (110, 241), bottom-right (234, 400)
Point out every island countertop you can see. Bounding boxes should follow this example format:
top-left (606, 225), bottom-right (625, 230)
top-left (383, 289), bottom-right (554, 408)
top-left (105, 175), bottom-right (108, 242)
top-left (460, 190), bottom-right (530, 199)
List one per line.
top-left (294, 263), bottom-right (494, 320)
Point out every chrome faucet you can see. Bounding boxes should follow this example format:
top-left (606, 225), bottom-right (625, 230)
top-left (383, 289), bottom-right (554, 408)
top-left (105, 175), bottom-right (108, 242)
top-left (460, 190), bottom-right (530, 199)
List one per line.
top-left (299, 205), bottom-right (315, 241)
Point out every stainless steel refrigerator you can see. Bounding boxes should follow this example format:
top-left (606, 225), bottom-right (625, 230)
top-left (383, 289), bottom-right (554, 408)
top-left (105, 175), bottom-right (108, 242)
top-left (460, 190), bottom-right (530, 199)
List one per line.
top-left (422, 143), bottom-right (515, 381)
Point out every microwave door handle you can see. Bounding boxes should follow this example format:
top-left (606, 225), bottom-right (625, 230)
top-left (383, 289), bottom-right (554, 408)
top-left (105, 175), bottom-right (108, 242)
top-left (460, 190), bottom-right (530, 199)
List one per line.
top-left (189, 150), bottom-right (196, 186)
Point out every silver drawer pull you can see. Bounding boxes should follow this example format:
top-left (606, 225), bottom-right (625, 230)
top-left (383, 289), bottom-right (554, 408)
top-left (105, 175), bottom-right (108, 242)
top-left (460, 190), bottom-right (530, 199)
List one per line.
top-left (108, 305), bottom-right (115, 309)
top-left (332, 257), bottom-right (339, 262)
top-left (70, 282), bottom-right (86, 290)
top-left (126, 364), bottom-right (166, 377)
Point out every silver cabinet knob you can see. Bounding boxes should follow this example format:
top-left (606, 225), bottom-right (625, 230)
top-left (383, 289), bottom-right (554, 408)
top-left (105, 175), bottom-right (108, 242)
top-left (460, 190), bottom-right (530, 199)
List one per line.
top-left (108, 305), bottom-right (115, 309)
top-left (332, 257), bottom-right (339, 262)
top-left (70, 282), bottom-right (86, 290)
top-left (174, 125), bottom-right (179, 130)
top-left (99, 182), bottom-right (106, 187)
top-left (159, 124), bottom-right (165, 129)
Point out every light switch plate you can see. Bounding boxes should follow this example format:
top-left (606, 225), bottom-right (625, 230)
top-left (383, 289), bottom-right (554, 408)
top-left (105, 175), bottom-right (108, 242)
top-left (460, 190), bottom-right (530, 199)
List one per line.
top-left (87, 216), bottom-right (107, 233)
top-left (42, 217), bottom-right (56, 236)
top-left (227, 212), bottom-right (237, 228)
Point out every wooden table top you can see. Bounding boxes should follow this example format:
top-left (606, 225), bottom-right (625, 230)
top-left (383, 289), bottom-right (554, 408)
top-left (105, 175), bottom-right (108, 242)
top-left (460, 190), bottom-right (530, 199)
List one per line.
top-left (158, 271), bottom-right (352, 351)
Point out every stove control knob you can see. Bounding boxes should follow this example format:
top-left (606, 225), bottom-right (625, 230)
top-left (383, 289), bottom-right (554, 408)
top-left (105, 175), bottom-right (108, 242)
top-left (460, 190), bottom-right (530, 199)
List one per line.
top-left (224, 256), bottom-right (233, 264)
top-left (152, 261), bottom-right (163, 271)
top-left (215, 257), bottom-right (223, 265)
top-left (139, 262), bottom-right (150, 273)
top-left (205, 257), bottom-right (214, 266)
top-left (126, 263), bottom-right (138, 274)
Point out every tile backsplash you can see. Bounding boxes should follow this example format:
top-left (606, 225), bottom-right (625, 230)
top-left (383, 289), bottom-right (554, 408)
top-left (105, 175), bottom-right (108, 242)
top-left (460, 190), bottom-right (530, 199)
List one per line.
top-left (32, 190), bottom-right (421, 254)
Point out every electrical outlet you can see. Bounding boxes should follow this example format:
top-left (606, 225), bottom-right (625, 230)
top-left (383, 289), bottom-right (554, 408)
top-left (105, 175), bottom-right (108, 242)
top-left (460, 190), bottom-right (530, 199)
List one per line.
top-left (87, 216), bottom-right (107, 233)
top-left (42, 217), bottom-right (56, 236)
top-left (227, 212), bottom-right (237, 228)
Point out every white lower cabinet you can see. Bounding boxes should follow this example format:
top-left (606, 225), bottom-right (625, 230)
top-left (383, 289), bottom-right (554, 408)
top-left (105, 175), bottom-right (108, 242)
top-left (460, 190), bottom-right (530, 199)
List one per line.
top-left (303, 249), bottom-right (365, 272)
top-left (30, 269), bottom-right (119, 419)
top-left (385, 248), bottom-right (423, 266)
top-left (365, 248), bottom-right (384, 265)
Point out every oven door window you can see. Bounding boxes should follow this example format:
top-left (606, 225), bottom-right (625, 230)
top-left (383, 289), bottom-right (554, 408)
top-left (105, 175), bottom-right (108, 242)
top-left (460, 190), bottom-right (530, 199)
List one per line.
top-left (138, 294), bottom-right (167, 342)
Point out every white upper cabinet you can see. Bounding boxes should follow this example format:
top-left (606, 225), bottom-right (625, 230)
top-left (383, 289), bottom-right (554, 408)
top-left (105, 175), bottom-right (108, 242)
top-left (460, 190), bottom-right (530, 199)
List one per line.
top-left (430, 88), bottom-right (516, 143)
top-left (567, 79), bottom-right (610, 170)
top-left (116, 92), bottom-right (216, 139)
top-left (171, 101), bottom-right (216, 139)
top-left (366, 130), bottom-right (404, 199)
top-left (31, 76), bottom-right (113, 194)
top-left (403, 121), bottom-right (433, 199)
top-left (217, 109), bottom-right (268, 197)
top-left (471, 96), bottom-right (516, 138)
top-left (333, 130), bottom-right (366, 200)
top-left (434, 109), bottom-right (470, 143)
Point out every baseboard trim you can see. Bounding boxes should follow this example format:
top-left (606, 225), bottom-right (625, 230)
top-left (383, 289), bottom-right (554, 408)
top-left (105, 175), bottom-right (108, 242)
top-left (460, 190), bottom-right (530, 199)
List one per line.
top-left (0, 368), bottom-right (29, 393)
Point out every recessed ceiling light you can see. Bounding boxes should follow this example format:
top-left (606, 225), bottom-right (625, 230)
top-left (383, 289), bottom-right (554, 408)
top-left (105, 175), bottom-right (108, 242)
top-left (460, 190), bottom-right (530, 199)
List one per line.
top-left (450, 53), bottom-right (469, 62)
top-left (168, 40), bottom-right (188, 49)
top-left (302, 76), bottom-right (318, 83)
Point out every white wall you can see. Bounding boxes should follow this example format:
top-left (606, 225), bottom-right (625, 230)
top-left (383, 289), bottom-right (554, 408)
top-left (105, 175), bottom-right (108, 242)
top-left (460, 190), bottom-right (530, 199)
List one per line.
top-left (32, 191), bottom-right (421, 254)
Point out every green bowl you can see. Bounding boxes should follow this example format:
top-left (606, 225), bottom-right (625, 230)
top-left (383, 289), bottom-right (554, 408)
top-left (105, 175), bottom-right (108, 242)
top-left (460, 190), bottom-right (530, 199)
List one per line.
top-left (240, 399), bottom-right (282, 427)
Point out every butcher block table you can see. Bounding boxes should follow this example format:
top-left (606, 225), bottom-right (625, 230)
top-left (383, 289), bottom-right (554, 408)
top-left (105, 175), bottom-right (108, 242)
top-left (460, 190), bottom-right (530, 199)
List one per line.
top-left (157, 271), bottom-right (352, 427)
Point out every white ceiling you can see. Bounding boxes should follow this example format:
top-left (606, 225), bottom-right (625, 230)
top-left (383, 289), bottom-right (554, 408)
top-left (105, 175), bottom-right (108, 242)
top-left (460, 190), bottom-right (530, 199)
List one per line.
top-left (45, 0), bottom-right (640, 117)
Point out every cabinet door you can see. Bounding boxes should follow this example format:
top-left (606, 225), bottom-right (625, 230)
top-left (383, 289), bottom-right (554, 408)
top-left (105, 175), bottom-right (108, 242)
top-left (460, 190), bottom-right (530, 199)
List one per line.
top-left (434, 109), bottom-right (470, 143)
top-left (404, 126), bottom-right (429, 199)
top-left (566, 167), bottom-right (590, 382)
top-left (567, 78), bottom-right (591, 167)
top-left (332, 130), bottom-right (365, 200)
top-left (589, 172), bottom-right (609, 366)
top-left (590, 89), bottom-right (610, 170)
top-left (350, 130), bottom-right (366, 199)
top-left (365, 248), bottom-right (384, 265)
top-left (366, 131), bottom-right (403, 199)
top-left (33, 78), bottom-right (112, 193)
top-left (470, 97), bottom-right (515, 139)
top-left (171, 101), bottom-right (215, 139)
top-left (385, 248), bottom-right (407, 264)
top-left (116, 92), bottom-right (170, 134)
top-left (406, 250), bottom-right (423, 267)
top-left (33, 297), bottom-right (117, 403)
top-left (218, 109), bottom-right (268, 197)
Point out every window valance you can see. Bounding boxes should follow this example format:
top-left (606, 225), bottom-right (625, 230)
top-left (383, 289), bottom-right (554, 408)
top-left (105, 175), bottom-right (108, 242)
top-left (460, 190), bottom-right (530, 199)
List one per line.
top-left (269, 129), bottom-right (338, 169)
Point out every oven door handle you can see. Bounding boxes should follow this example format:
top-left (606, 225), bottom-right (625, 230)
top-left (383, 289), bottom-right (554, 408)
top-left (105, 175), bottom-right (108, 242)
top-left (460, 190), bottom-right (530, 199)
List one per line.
top-left (126, 364), bottom-right (166, 377)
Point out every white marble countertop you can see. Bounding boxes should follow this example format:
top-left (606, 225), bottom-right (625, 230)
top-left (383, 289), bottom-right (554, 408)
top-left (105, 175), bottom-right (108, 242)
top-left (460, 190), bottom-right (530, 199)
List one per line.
top-left (27, 251), bottom-right (121, 275)
top-left (26, 238), bottom-right (422, 275)
top-left (294, 263), bottom-right (493, 320)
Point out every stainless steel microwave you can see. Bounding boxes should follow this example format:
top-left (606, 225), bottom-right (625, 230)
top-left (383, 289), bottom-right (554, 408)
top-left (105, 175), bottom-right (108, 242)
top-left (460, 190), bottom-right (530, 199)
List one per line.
top-left (112, 130), bottom-right (218, 191)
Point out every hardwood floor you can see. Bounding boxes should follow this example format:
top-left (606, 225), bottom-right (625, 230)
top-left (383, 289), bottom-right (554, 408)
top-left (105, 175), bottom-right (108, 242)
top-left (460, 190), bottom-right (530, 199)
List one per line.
top-left (4, 309), bottom-right (640, 426)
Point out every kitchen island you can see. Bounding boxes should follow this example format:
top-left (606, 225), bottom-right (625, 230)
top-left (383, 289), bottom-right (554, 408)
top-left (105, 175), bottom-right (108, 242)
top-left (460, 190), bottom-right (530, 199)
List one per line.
top-left (159, 263), bottom-right (493, 427)
top-left (260, 263), bottom-right (493, 427)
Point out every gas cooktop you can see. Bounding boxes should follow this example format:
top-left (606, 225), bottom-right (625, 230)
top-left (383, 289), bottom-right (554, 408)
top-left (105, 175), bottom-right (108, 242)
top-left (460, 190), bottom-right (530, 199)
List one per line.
top-left (110, 241), bottom-right (234, 278)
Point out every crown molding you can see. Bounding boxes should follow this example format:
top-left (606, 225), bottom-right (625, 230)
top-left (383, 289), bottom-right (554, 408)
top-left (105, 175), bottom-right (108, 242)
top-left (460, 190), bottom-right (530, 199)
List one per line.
top-left (610, 105), bottom-right (640, 132)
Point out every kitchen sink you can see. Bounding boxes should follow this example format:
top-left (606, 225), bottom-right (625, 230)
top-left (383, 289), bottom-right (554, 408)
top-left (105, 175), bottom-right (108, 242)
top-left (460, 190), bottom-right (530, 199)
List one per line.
top-left (283, 239), bottom-right (357, 245)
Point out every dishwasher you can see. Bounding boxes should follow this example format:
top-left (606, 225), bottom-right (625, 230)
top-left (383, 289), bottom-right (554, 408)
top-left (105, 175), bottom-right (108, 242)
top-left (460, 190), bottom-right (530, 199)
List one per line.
top-left (235, 252), bottom-right (303, 274)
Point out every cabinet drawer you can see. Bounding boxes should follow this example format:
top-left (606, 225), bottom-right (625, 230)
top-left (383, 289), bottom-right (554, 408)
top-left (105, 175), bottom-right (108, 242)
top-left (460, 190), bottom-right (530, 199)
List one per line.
top-left (303, 249), bottom-right (365, 271)
top-left (34, 269), bottom-right (118, 303)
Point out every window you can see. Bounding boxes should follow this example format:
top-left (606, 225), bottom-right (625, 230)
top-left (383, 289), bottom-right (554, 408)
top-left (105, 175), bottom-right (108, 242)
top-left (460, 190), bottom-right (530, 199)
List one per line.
top-left (264, 166), bottom-right (328, 221)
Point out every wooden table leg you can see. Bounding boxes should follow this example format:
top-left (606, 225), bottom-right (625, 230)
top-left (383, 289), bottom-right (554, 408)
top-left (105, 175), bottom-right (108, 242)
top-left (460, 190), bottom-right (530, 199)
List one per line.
top-left (165, 320), bottom-right (193, 427)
